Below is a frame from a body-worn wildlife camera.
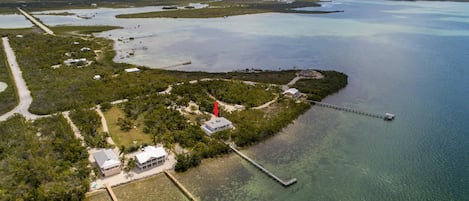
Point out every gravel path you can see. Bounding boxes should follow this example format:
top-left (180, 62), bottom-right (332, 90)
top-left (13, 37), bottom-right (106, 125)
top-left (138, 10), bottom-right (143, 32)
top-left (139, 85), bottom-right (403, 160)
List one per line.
top-left (0, 37), bottom-right (43, 121)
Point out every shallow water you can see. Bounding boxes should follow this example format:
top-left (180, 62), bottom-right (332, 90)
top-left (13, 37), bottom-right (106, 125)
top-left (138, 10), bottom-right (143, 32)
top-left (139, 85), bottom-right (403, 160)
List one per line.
top-left (0, 14), bottom-right (33, 28)
top-left (3, 0), bottom-right (469, 200)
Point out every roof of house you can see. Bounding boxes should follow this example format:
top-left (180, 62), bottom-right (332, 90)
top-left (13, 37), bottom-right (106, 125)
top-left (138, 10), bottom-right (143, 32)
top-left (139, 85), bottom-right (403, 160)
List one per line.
top-left (204, 117), bottom-right (232, 129)
top-left (93, 149), bottom-right (120, 169)
top-left (135, 146), bottom-right (167, 164)
top-left (283, 88), bottom-right (299, 95)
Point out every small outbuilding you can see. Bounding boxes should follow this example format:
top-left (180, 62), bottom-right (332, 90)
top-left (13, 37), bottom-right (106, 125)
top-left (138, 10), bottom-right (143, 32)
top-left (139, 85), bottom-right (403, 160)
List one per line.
top-left (93, 149), bottom-right (121, 177)
top-left (135, 146), bottom-right (168, 170)
top-left (201, 117), bottom-right (233, 135)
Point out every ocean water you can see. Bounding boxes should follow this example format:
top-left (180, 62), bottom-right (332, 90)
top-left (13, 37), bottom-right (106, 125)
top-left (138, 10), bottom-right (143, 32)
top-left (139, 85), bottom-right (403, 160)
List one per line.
top-left (2, 0), bottom-right (469, 200)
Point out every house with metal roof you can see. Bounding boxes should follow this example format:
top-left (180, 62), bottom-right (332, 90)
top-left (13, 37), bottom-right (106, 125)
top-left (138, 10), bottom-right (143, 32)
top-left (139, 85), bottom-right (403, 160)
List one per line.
top-left (201, 117), bottom-right (233, 135)
top-left (135, 146), bottom-right (168, 170)
top-left (93, 149), bottom-right (121, 177)
top-left (283, 88), bottom-right (300, 99)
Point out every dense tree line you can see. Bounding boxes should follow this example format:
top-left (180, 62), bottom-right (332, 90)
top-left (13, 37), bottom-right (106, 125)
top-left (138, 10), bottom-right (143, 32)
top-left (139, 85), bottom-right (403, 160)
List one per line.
top-left (225, 98), bottom-right (311, 146)
top-left (172, 80), bottom-right (276, 109)
top-left (199, 80), bottom-right (275, 107)
top-left (9, 34), bottom-right (171, 114)
top-left (293, 70), bottom-right (348, 101)
top-left (171, 83), bottom-right (215, 113)
top-left (69, 108), bottom-right (107, 148)
top-left (119, 93), bottom-right (230, 172)
top-left (0, 115), bottom-right (90, 200)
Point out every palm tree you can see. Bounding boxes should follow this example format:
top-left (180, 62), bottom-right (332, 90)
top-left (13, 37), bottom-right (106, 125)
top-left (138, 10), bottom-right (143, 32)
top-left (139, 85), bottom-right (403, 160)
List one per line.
top-left (125, 158), bottom-right (136, 179)
top-left (119, 145), bottom-right (126, 156)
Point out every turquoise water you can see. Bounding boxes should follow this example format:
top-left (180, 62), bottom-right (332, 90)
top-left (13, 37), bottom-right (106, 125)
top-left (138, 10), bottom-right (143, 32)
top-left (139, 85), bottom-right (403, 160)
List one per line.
top-left (169, 1), bottom-right (468, 200)
top-left (2, 0), bottom-right (469, 200)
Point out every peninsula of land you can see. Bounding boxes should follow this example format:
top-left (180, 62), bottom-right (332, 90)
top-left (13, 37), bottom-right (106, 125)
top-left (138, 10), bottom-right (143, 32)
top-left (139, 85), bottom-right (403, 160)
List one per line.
top-left (0, 7), bottom-right (347, 201)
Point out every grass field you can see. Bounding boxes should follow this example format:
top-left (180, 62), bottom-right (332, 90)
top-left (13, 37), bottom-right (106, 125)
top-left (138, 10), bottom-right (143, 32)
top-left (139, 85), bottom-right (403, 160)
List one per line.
top-left (85, 173), bottom-right (188, 201)
top-left (50, 25), bottom-right (122, 35)
top-left (103, 106), bottom-right (152, 148)
top-left (0, 28), bottom-right (34, 36)
top-left (0, 39), bottom-right (18, 115)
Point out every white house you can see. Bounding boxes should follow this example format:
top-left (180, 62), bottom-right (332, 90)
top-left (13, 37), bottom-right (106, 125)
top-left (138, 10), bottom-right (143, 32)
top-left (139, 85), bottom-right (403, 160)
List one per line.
top-left (135, 146), bottom-right (168, 170)
top-left (283, 88), bottom-right (300, 99)
top-left (201, 117), bottom-right (233, 135)
top-left (93, 149), bottom-right (121, 176)
top-left (124, 68), bottom-right (140, 73)
top-left (81, 47), bottom-right (91, 51)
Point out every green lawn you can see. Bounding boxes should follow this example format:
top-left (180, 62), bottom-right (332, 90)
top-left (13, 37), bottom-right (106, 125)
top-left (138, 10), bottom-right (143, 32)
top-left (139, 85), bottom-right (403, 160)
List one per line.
top-left (103, 106), bottom-right (152, 148)
top-left (0, 39), bottom-right (18, 115)
top-left (85, 173), bottom-right (188, 201)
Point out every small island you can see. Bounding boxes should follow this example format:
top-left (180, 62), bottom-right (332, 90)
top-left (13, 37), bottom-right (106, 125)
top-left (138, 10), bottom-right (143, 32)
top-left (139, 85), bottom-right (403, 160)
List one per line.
top-left (0, 25), bottom-right (346, 200)
top-left (116, 1), bottom-right (342, 19)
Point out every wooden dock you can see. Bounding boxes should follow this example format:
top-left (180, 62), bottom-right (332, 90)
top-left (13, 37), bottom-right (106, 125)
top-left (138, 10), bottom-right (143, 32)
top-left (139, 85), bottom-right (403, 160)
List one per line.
top-left (164, 170), bottom-right (198, 201)
top-left (309, 100), bottom-right (395, 121)
top-left (229, 145), bottom-right (297, 187)
top-left (105, 183), bottom-right (119, 201)
top-left (160, 61), bottom-right (192, 69)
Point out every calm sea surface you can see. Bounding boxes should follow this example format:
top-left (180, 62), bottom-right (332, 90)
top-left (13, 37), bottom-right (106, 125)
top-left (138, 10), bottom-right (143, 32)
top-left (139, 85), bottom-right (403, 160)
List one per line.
top-left (2, 0), bottom-right (469, 200)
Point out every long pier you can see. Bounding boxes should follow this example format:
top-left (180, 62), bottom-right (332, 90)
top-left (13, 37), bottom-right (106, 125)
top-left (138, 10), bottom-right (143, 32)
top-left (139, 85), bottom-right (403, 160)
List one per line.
top-left (160, 60), bottom-right (192, 69)
top-left (229, 145), bottom-right (297, 187)
top-left (17, 8), bottom-right (55, 35)
top-left (164, 170), bottom-right (198, 201)
top-left (309, 100), bottom-right (394, 120)
top-left (105, 183), bottom-right (119, 201)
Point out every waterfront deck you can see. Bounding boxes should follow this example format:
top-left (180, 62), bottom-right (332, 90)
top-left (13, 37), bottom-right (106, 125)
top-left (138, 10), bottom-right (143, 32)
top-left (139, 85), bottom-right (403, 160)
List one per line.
top-left (230, 145), bottom-right (297, 187)
top-left (309, 100), bottom-right (395, 121)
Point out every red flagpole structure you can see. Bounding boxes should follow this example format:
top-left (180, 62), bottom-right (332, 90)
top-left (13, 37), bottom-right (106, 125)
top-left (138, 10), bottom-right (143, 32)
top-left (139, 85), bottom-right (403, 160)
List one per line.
top-left (213, 101), bottom-right (219, 117)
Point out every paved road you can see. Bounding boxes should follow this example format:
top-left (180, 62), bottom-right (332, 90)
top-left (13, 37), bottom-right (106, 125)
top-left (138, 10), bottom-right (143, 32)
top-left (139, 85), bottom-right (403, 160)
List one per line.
top-left (0, 37), bottom-right (43, 121)
top-left (17, 8), bottom-right (55, 35)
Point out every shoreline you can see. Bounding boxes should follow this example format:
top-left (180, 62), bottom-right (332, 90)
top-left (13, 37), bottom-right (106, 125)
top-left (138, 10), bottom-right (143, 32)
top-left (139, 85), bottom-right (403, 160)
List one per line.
top-left (1, 25), bottom-right (347, 200)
